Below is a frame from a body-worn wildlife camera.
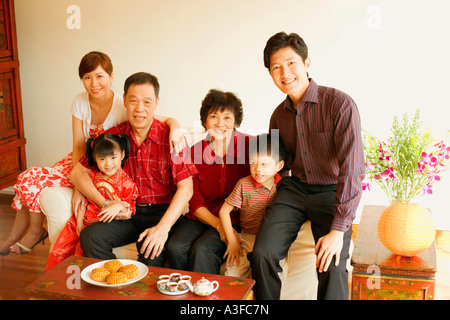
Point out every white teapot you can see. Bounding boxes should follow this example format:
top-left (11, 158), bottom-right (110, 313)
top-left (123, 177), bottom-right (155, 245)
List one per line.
top-left (188, 277), bottom-right (219, 296)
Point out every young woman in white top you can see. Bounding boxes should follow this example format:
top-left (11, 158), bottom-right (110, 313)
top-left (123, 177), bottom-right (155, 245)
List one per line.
top-left (0, 51), bottom-right (182, 255)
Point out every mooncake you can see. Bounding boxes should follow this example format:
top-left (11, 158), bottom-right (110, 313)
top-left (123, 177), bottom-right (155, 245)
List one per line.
top-left (119, 264), bottom-right (139, 279)
top-left (106, 272), bottom-right (127, 284)
top-left (90, 267), bottom-right (111, 282)
top-left (104, 260), bottom-right (123, 272)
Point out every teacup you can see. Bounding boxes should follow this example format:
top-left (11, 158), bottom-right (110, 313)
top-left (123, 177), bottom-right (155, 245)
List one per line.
top-left (169, 272), bottom-right (181, 282)
top-left (159, 275), bottom-right (170, 281)
top-left (178, 280), bottom-right (190, 291)
top-left (157, 279), bottom-right (169, 291)
top-left (167, 282), bottom-right (179, 292)
top-left (180, 275), bottom-right (191, 283)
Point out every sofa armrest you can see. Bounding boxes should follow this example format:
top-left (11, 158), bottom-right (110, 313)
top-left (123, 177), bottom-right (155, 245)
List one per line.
top-left (39, 187), bottom-right (74, 251)
top-left (39, 186), bottom-right (139, 259)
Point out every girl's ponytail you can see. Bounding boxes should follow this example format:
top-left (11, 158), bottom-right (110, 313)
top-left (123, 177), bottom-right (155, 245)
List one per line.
top-left (85, 137), bottom-right (96, 167)
top-left (120, 134), bottom-right (131, 165)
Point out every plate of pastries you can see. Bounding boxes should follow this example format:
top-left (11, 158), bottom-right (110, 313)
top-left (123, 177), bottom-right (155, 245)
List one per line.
top-left (81, 259), bottom-right (148, 287)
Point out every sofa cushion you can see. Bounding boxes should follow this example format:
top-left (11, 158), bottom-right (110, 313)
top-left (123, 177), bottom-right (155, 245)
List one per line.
top-left (280, 220), bottom-right (318, 300)
top-left (40, 187), bottom-right (74, 251)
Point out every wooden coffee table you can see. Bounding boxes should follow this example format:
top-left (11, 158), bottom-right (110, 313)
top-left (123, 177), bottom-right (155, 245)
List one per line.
top-left (25, 256), bottom-right (255, 300)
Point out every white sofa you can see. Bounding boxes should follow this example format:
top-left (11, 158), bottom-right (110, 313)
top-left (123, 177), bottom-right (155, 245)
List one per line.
top-left (39, 127), bottom-right (319, 299)
top-left (39, 186), bottom-right (318, 299)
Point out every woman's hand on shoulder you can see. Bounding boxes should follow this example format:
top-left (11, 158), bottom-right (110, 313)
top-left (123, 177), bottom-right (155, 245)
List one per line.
top-left (169, 127), bottom-right (187, 154)
top-left (154, 114), bottom-right (187, 153)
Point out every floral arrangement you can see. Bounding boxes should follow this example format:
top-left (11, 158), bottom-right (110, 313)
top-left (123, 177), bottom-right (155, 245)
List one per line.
top-left (363, 109), bottom-right (450, 203)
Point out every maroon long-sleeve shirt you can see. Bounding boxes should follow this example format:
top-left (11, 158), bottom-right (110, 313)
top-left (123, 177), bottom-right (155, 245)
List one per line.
top-left (269, 79), bottom-right (365, 232)
top-left (185, 130), bottom-right (252, 225)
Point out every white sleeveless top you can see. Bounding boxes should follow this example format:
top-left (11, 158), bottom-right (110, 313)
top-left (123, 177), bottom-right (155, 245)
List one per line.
top-left (70, 91), bottom-right (127, 140)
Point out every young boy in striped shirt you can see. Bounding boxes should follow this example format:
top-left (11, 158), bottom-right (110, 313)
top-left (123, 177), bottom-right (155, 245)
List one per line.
top-left (219, 133), bottom-right (286, 278)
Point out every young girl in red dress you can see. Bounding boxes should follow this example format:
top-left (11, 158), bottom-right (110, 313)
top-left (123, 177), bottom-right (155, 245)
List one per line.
top-left (46, 133), bottom-right (138, 270)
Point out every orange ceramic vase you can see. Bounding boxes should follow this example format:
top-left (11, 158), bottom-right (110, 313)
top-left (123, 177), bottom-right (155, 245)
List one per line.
top-left (377, 202), bottom-right (436, 256)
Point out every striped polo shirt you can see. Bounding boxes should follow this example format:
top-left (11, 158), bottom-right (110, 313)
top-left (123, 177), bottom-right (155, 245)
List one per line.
top-left (225, 173), bottom-right (282, 234)
top-left (269, 78), bottom-right (365, 232)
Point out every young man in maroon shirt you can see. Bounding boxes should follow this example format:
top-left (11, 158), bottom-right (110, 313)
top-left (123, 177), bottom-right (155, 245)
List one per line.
top-left (69, 72), bottom-right (196, 266)
top-left (249, 32), bottom-right (365, 300)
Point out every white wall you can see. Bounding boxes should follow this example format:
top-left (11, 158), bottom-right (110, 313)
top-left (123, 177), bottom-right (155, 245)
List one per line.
top-left (12, 0), bottom-right (450, 229)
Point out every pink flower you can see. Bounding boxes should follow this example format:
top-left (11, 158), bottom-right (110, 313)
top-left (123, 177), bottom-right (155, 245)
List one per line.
top-left (428, 174), bottom-right (441, 182)
top-left (362, 182), bottom-right (370, 191)
top-left (422, 184), bottom-right (433, 195)
top-left (416, 163), bottom-right (424, 174)
top-left (382, 167), bottom-right (395, 179)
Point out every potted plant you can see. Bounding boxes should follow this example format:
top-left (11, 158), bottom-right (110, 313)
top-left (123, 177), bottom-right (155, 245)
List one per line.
top-left (363, 109), bottom-right (449, 256)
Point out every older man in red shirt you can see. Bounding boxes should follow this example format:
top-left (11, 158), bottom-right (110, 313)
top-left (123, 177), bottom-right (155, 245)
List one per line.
top-left (70, 72), bottom-right (197, 266)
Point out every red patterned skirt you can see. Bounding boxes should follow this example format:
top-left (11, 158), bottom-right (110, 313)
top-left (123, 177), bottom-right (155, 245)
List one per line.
top-left (11, 153), bottom-right (75, 213)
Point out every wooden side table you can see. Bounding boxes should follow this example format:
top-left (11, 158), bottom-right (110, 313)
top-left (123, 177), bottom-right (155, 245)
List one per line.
top-left (351, 205), bottom-right (437, 300)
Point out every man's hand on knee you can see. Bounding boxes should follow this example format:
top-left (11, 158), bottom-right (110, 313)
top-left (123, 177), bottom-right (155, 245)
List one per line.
top-left (137, 224), bottom-right (170, 259)
top-left (315, 230), bottom-right (344, 273)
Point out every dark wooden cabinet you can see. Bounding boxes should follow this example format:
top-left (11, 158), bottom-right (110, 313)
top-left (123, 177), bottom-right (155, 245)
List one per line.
top-left (0, 0), bottom-right (26, 190)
